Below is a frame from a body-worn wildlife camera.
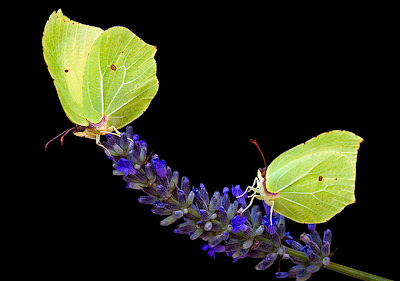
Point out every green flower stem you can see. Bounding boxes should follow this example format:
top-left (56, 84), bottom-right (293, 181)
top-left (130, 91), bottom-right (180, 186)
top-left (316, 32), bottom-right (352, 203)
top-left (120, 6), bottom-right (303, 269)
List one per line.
top-left (285, 248), bottom-right (393, 281)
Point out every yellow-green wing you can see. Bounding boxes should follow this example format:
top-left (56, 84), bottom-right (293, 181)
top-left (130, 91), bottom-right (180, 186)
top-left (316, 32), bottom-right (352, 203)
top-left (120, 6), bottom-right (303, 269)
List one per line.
top-left (267, 130), bottom-right (362, 174)
top-left (42, 10), bottom-right (103, 126)
top-left (82, 26), bottom-right (158, 128)
top-left (265, 131), bottom-right (363, 224)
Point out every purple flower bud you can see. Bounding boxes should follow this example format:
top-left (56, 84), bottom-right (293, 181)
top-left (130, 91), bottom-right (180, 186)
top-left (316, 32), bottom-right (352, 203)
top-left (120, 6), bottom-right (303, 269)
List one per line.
top-left (218, 206), bottom-right (229, 225)
top-left (125, 126), bottom-right (133, 139)
top-left (151, 208), bottom-right (172, 216)
top-left (251, 207), bottom-right (262, 227)
top-left (112, 144), bottom-right (124, 154)
top-left (199, 209), bottom-right (211, 221)
top-left (126, 182), bottom-right (144, 190)
top-left (170, 171), bottom-right (179, 190)
top-left (199, 183), bottom-right (209, 204)
top-left (310, 228), bottom-right (322, 247)
top-left (196, 197), bottom-right (208, 210)
top-left (255, 253), bottom-right (277, 270)
top-left (178, 190), bottom-right (187, 205)
top-left (323, 229), bottom-right (332, 244)
top-left (132, 134), bottom-right (140, 142)
top-left (144, 163), bottom-right (155, 180)
top-left (118, 133), bottom-right (128, 150)
top-left (321, 241), bottom-right (330, 257)
top-left (175, 222), bottom-right (196, 234)
top-left (296, 268), bottom-right (312, 280)
top-left (286, 239), bottom-right (304, 251)
top-left (306, 264), bottom-right (321, 274)
top-left (160, 215), bottom-right (178, 226)
top-left (209, 191), bottom-right (220, 213)
top-left (180, 176), bottom-right (190, 195)
top-left (151, 154), bottom-right (167, 178)
top-left (308, 240), bottom-right (320, 255)
top-left (156, 184), bottom-right (169, 198)
top-left (139, 140), bottom-right (147, 162)
top-left (138, 196), bottom-right (156, 205)
top-left (242, 224), bottom-right (254, 237)
top-left (192, 186), bottom-right (200, 198)
top-left (275, 272), bottom-right (289, 279)
top-left (270, 233), bottom-right (281, 247)
top-left (227, 201), bottom-right (239, 220)
top-left (304, 245), bottom-right (321, 264)
top-left (220, 187), bottom-right (231, 210)
top-left (225, 242), bottom-right (241, 252)
top-left (209, 235), bottom-right (224, 247)
top-left (288, 265), bottom-right (306, 278)
top-left (105, 134), bottom-right (117, 145)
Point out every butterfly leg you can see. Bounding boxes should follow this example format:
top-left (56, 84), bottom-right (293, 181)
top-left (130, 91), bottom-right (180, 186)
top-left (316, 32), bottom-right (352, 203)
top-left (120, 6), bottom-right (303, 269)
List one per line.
top-left (107, 126), bottom-right (134, 143)
top-left (95, 134), bottom-right (112, 156)
top-left (238, 176), bottom-right (265, 213)
top-left (237, 176), bottom-right (259, 198)
top-left (269, 201), bottom-right (275, 226)
top-left (103, 126), bottom-right (121, 138)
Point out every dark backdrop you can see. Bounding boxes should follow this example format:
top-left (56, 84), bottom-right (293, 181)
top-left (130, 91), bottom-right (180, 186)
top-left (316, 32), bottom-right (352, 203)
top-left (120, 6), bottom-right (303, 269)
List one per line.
top-left (20, 3), bottom-right (396, 280)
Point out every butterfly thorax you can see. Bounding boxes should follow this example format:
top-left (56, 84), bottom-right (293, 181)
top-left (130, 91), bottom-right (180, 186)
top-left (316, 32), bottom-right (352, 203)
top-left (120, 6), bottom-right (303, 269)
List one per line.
top-left (73, 115), bottom-right (113, 140)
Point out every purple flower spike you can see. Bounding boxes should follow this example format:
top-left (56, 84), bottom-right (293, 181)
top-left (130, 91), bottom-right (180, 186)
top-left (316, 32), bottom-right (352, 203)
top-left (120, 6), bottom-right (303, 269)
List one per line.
top-left (231, 215), bottom-right (247, 233)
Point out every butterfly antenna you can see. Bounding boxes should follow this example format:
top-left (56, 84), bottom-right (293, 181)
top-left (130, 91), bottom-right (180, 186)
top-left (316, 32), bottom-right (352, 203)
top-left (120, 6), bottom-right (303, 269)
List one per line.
top-left (45, 127), bottom-right (74, 151)
top-left (249, 139), bottom-right (267, 168)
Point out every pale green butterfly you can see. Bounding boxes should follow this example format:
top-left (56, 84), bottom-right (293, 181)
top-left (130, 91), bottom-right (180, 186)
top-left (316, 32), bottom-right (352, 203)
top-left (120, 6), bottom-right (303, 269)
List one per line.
top-left (43, 10), bottom-right (158, 150)
top-left (239, 130), bottom-right (363, 224)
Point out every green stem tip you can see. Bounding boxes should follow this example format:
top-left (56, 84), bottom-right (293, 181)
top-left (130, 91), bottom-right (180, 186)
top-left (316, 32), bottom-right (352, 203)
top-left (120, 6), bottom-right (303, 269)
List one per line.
top-left (285, 248), bottom-right (393, 281)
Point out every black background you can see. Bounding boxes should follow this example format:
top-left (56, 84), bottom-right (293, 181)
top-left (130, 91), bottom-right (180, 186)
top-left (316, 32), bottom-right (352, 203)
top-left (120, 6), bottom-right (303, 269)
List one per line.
top-left (16, 2), bottom-right (396, 280)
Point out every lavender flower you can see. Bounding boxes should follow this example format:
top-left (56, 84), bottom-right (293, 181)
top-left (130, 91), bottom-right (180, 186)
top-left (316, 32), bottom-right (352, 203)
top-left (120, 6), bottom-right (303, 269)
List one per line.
top-left (202, 244), bottom-right (225, 259)
top-left (114, 158), bottom-right (134, 176)
top-left (231, 185), bottom-right (247, 207)
top-left (231, 215), bottom-right (247, 233)
top-left (101, 126), bottom-right (344, 280)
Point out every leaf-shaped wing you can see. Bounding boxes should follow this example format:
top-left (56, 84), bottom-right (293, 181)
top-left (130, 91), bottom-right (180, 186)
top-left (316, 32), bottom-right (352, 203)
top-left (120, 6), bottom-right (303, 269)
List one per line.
top-left (267, 151), bottom-right (355, 223)
top-left (42, 10), bottom-right (103, 126)
top-left (267, 130), bottom-right (363, 177)
top-left (265, 131), bottom-right (363, 223)
top-left (82, 26), bottom-right (158, 128)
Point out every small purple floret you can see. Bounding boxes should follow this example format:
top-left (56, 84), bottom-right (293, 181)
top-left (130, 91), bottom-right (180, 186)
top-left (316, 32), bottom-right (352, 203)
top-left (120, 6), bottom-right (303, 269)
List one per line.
top-left (231, 215), bottom-right (247, 233)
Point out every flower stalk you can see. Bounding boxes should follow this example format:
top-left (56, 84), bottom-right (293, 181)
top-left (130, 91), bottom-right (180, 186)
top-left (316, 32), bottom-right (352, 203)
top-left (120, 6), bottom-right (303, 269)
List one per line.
top-left (100, 126), bottom-right (392, 281)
